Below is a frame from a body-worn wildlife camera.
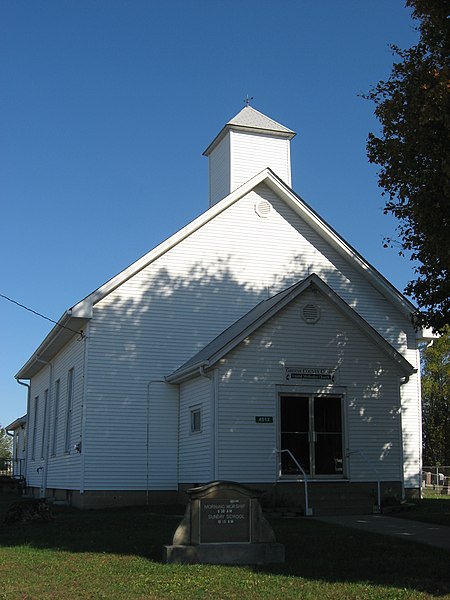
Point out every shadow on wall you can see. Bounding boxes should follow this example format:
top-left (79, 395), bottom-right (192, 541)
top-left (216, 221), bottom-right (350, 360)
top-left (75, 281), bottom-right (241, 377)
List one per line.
top-left (83, 251), bottom-right (409, 485)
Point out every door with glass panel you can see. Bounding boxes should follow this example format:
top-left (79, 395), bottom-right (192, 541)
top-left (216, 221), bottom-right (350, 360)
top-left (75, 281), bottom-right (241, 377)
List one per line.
top-left (279, 395), bottom-right (343, 477)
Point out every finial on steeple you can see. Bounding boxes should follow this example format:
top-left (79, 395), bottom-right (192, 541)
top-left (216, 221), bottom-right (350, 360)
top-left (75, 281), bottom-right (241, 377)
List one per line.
top-left (243, 94), bottom-right (254, 106)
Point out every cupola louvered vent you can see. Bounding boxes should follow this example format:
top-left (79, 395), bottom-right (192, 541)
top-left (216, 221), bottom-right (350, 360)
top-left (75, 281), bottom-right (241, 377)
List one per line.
top-left (255, 200), bottom-right (272, 218)
top-left (302, 303), bottom-right (320, 324)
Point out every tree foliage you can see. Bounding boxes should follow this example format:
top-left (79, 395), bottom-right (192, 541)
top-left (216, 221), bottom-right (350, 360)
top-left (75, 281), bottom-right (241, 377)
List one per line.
top-left (366, 0), bottom-right (450, 332)
top-left (0, 426), bottom-right (12, 459)
top-left (421, 326), bottom-right (450, 465)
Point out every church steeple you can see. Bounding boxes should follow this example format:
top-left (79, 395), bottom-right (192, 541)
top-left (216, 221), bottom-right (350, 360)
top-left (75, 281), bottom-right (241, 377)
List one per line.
top-left (203, 106), bottom-right (296, 206)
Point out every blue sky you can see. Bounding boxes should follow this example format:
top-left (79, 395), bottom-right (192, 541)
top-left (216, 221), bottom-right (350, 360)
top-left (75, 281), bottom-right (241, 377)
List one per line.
top-left (1, 0), bottom-right (419, 427)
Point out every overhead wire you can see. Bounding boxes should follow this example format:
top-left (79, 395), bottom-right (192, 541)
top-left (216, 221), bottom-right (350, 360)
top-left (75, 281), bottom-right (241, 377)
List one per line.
top-left (0, 293), bottom-right (85, 338)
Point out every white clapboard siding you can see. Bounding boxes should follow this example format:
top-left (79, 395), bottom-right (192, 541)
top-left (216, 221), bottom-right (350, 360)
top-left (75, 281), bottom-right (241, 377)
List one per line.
top-left (26, 335), bottom-right (85, 489)
top-left (400, 368), bottom-right (422, 487)
top-left (208, 131), bottom-right (230, 206)
top-left (231, 131), bottom-right (291, 191)
top-left (215, 289), bottom-right (404, 483)
top-left (178, 376), bottom-right (213, 483)
top-left (208, 130), bottom-right (291, 207)
top-left (71, 182), bottom-right (417, 491)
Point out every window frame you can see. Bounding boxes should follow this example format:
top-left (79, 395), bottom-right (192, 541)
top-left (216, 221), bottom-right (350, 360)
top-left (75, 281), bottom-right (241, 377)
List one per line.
top-left (31, 395), bottom-right (39, 461)
top-left (190, 405), bottom-right (202, 434)
top-left (41, 389), bottom-right (48, 459)
top-left (64, 368), bottom-right (74, 453)
top-left (51, 378), bottom-right (60, 456)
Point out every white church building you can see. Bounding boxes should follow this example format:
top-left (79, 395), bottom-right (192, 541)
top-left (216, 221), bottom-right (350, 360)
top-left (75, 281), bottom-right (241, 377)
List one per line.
top-left (10, 106), bottom-right (426, 514)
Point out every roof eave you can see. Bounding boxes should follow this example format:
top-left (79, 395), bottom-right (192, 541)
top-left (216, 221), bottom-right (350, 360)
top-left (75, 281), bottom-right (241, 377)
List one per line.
top-left (167, 274), bottom-right (416, 382)
top-left (262, 172), bottom-right (417, 318)
top-left (166, 278), bottom-right (317, 383)
top-left (70, 169), bottom-right (273, 316)
top-left (203, 123), bottom-right (295, 157)
top-left (165, 360), bottom-right (210, 384)
top-left (5, 416), bottom-right (27, 431)
top-left (45, 167), bottom-right (416, 366)
top-left (15, 313), bottom-right (89, 379)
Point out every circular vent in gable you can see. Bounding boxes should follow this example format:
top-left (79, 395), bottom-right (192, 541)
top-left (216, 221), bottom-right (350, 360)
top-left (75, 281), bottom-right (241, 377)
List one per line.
top-left (255, 199), bottom-right (272, 218)
top-left (302, 303), bottom-right (321, 324)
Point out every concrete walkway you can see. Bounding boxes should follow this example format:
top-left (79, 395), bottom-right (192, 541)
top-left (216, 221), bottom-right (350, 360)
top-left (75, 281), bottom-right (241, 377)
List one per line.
top-left (314, 515), bottom-right (450, 550)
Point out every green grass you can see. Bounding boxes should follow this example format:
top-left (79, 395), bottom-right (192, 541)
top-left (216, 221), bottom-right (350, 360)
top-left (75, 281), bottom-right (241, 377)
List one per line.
top-left (391, 489), bottom-right (450, 527)
top-left (0, 495), bottom-right (449, 600)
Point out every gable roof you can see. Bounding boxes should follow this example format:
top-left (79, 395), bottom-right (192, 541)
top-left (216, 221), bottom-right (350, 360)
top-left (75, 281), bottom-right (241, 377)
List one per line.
top-left (16, 168), bottom-right (417, 380)
top-left (6, 415), bottom-right (27, 431)
top-left (70, 169), bottom-right (415, 318)
top-left (203, 106), bottom-right (296, 156)
top-left (166, 274), bottom-right (416, 384)
top-left (228, 106), bottom-right (295, 134)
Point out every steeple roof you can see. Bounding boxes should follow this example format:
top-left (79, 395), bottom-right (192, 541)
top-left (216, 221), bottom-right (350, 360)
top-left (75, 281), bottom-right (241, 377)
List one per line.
top-left (203, 106), bottom-right (295, 156)
top-left (227, 105), bottom-right (295, 135)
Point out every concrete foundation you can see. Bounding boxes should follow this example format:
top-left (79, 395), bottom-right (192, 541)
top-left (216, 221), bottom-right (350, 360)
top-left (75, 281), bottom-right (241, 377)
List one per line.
top-left (27, 487), bottom-right (186, 509)
top-left (28, 480), bottom-right (405, 514)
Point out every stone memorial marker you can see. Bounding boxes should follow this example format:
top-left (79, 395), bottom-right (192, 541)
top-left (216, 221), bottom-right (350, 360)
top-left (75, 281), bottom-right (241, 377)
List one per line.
top-left (163, 481), bottom-right (285, 564)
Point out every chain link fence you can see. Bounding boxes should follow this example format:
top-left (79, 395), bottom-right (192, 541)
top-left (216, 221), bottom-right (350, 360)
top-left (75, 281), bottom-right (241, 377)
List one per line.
top-left (422, 466), bottom-right (450, 494)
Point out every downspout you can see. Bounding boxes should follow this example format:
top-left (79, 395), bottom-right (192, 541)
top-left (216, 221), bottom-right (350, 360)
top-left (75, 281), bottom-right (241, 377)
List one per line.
top-left (35, 356), bottom-right (53, 498)
top-left (16, 379), bottom-right (31, 485)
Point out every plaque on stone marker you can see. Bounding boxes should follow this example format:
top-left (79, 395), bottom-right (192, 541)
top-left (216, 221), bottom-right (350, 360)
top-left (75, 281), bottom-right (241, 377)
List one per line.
top-left (164, 481), bottom-right (285, 564)
top-left (200, 498), bottom-right (250, 543)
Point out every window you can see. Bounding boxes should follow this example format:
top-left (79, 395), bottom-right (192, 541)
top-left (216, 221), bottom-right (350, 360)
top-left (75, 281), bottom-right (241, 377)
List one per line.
top-left (41, 389), bottom-right (48, 459)
top-left (190, 406), bottom-right (202, 433)
top-left (280, 395), bottom-right (343, 477)
top-left (51, 379), bottom-right (60, 456)
top-left (65, 369), bottom-right (74, 453)
top-left (31, 396), bottom-right (39, 461)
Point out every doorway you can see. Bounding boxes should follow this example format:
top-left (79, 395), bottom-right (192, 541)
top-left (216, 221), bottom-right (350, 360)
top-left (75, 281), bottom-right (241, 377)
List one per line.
top-left (279, 395), bottom-right (344, 477)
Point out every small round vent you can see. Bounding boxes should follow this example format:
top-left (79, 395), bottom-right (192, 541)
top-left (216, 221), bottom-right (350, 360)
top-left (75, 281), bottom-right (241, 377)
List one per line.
top-left (255, 200), bottom-right (272, 218)
top-left (302, 303), bottom-right (320, 324)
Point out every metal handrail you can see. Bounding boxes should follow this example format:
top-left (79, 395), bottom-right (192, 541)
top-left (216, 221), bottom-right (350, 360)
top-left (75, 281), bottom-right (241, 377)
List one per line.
top-left (274, 448), bottom-right (312, 516)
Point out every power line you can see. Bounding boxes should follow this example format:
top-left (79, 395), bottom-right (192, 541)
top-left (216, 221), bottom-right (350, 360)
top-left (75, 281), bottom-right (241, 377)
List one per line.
top-left (0, 293), bottom-right (85, 339)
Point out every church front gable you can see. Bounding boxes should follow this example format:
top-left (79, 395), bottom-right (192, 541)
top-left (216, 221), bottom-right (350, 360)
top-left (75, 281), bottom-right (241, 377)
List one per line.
top-left (210, 287), bottom-right (406, 486)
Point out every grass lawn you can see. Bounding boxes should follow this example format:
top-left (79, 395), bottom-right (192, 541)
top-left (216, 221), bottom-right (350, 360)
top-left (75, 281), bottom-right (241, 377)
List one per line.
top-left (392, 489), bottom-right (450, 527)
top-left (0, 494), bottom-right (449, 600)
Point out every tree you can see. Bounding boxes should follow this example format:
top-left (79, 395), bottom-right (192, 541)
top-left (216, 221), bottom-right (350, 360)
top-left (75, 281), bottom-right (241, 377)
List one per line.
top-left (366, 0), bottom-right (450, 332)
top-left (421, 326), bottom-right (450, 465)
top-left (0, 426), bottom-right (12, 459)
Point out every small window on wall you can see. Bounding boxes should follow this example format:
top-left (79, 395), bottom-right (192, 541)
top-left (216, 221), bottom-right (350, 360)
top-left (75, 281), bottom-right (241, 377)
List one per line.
top-left (190, 406), bottom-right (202, 433)
top-left (65, 368), bottom-right (74, 453)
